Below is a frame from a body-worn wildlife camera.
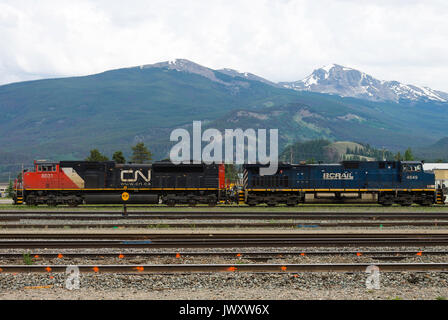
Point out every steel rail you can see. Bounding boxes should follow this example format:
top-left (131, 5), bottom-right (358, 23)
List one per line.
top-left (1, 263), bottom-right (448, 274)
top-left (1, 210), bottom-right (448, 215)
top-left (8, 232), bottom-right (448, 239)
top-left (2, 213), bottom-right (448, 224)
top-left (2, 250), bottom-right (447, 260)
top-left (1, 221), bottom-right (448, 229)
top-left (1, 237), bottom-right (448, 248)
top-left (0, 232), bottom-right (447, 239)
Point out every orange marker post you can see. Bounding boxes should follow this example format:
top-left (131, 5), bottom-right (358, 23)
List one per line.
top-left (176, 253), bottom-right (181, 259)
top-left (281, 266), bottom-right (287, 271)
top-left (356, 252), bottom-right (362, 257)
top-left (57, 254), bottom-right (63, 259)
top-left (93, 266), bottom-right (99, 273)
top-left (45, 267), bottom-right (52, 273)
top-left (227, 266), bottom-right (237, 272)
top-left (416, 251), bottom-right (423, 256)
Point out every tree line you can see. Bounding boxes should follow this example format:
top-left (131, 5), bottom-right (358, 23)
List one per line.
top-left (85, 142), bottom-right (152, 164)
top-left (85, 143), bottom-right (241, 184)
top-left (345, 145), bottom-right (415, 161)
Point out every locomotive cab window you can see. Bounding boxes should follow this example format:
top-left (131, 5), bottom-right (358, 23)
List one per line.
top-left (37, 164), bottom-right (56, 172)
top-left (402, 164), bottom-right (422, 172)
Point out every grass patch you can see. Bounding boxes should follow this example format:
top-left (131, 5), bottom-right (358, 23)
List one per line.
top-left (389, 296), bottom-right (403, 300)
top-left (23, 253), bottom-right (34, 265)
top-left (146, 224), bottom-right (170, 228)
top-left (1, 203), bottom-right (447, 213)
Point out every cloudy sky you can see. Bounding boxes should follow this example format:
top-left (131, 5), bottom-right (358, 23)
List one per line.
top-left (1, 0), bottom-right (448, 91)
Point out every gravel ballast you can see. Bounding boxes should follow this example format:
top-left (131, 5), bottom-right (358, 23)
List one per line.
top-left (0, 272), bottom-right (447, 300)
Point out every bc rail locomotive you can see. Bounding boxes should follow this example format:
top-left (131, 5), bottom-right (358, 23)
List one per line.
top-left (242, 161), bottom-right (445, 206)
top-left (13, 159), bottom-right (446, 206)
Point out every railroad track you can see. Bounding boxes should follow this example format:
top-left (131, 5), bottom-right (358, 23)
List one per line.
top-left (0, 263), bottom-right (447, 274)
top-left (2, 250), bottom-right (446, 261)
top-left (0, 232), bottom-right (447, 239)
top-left (1, 232), bottom-right (448, 248)
top-left (1, 211), bottom-right (448, 221)
top-left (1, 221), bottom-right (448, 229)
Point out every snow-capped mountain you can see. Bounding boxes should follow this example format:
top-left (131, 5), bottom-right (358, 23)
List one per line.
top-left (216, 68), bottom-right (278, 86)
top-left (141, 59), bottom-right (276, 87)
top-left (141, 59), bottom-right (447, 103)
top-left (280, 64), bottom-right (448, 103)
top-left (142, 59), bottom-right (223, 83)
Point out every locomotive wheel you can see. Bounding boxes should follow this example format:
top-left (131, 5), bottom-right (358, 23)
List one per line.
top-left (380, 200), bottom-right (393, 206)
top-left (207, 200), bottom-right (216, 207)
top-left (46, 198), bottom-right (57, 207)
top-left (26, 196), bottom-right (36, 206)
top-left (188, 199), bottom-right (197, 207)
top-left (166, 199), bottom-right (176, 207)
top-left (67, 198), bottom-right (79, 207)
top-left (400, 202), bottom-right (413, 207)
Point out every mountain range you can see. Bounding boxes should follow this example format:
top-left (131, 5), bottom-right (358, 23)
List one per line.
top-left (0, 58), bottom-right (447, 180)
top-left (280, 64), bottom-right (448, 103)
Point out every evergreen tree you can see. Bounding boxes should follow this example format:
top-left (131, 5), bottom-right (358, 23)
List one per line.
top-left (112, 151), bottom-right (126, 164)
top-left (85, 149), bottom-right (109, 161)
top-left (6, 180), bottom-right (14, 198)
top-left (224, 164), bottom-right (240, 183)
top-left (395, 152), bottom-right (402, 161)
top-left (404, 148), bottom-right (414, 161)
top-left (131, 142), bottom-right (152, 163)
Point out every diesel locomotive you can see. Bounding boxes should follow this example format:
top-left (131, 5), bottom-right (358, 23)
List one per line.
top-left (14, 160), bottom-right (225, 206)
top-left (242, 161), bottom-right (445, 206)
top-left (13, 159), bottom-right (446, 206)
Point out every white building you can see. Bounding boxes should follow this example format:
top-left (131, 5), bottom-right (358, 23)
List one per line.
top-left (423, 164), bottom-right (448, 203)
top-left (0, 183), bottom-right (8, 197)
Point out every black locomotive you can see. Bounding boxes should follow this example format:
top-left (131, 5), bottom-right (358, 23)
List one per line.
top-left (15, 160), bottom-right (226, 206)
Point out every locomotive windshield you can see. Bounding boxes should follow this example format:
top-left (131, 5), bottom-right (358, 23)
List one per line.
top-left (402, 164), bottom-right (422, 172)
top-left (37, 164), bottom-right (56, 172)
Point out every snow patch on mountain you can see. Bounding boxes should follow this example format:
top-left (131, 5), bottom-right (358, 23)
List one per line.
top-left (280, 64), bottom-right (447, 103)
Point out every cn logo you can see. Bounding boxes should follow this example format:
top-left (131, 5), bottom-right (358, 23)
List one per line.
top-left (121, 169), bottom-right (151, 182)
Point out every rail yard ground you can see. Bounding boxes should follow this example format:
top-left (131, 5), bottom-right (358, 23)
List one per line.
top-left (0, 204), bottom-right (448, 300)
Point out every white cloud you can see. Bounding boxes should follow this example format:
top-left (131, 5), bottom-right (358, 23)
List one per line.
top-left (1, 0), bottom-right (448, 91)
